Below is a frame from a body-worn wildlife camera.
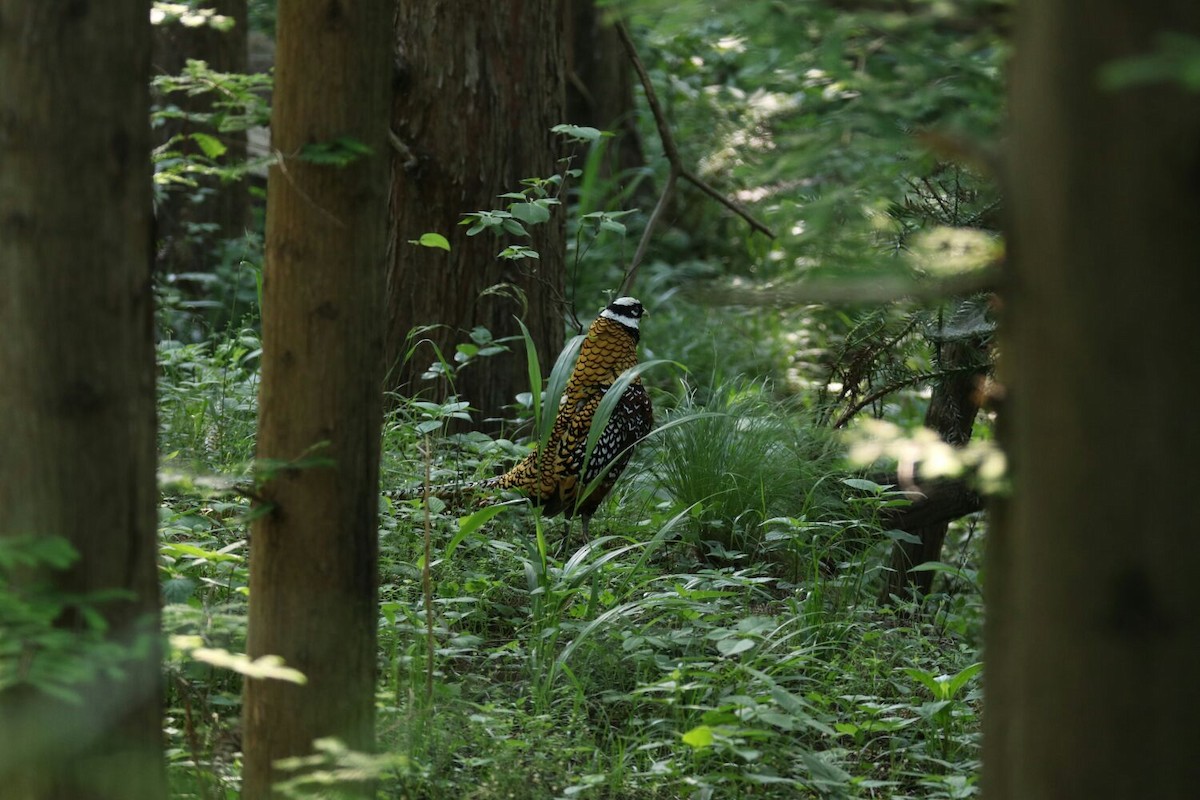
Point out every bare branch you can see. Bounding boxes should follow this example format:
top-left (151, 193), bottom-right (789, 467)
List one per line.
top-left (619, 167), bottom-right (677, 296)
top-left (612, 20), bottom-right (776, 293)
top-left (614, 21), bottom-right (682, 165)
top-left (680, 167), bottom-right (775, 239)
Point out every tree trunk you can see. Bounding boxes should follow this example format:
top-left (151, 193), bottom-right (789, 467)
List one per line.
top-left (0, 3), bottom-right (164, 798)
top-left (986, 3), bottom-right (1200, 797)
top-left (879, 337), bottom-right (986, 603)
top-left (387, 0), bottom-right (566, 428)
top-left (563, 0), bottom-right (645, 180)
top-left (878, 476), bottom-right (983, 538)
top-left (240, 3), bottom-right (392, 798)
top-left (151, 0), bottom-right (250, 275)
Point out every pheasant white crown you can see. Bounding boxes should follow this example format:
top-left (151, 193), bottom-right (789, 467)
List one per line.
top-left (601, 296), bottom-right (644, 329)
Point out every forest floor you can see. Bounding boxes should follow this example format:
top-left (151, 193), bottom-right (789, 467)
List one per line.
top-left (158, 332), bottom-right (985, 800)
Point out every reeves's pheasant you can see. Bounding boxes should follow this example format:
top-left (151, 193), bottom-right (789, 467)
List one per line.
top-left (391, 297), bottom-right (654, 537)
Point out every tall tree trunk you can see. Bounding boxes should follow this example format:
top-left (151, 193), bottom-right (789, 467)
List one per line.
top-left (151, 0), bottom-right (250, 275)
top-left (241, 3), bottom-right (393, 798)
top-left (986, 3), bottom-right (1200, 797)
top-left (387, 0), bottom-right (566, 429)
top-left (0, 3), bottom-right (164, 799)
top-left (563, 0), bottom-right (645, 181)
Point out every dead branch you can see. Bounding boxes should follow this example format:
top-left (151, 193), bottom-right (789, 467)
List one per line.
top-left (613, 20), bottom-right (775, 296)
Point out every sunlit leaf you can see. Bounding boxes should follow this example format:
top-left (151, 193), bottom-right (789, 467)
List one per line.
top-left (190, 647), bottom-right (308, 684)
top-left (190, 132), bottom-right (227, 159)
top-left (412, 232), bottom-right (451, 251)
top-left (551, 123), bottom-right (610, 143)
top-left (681, 725), bottom-right (714, 749)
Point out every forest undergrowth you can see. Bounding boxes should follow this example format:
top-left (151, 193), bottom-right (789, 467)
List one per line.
top-left (149, 4), bottom-right (1000, 795)
top-left (156, 310), bottom-right (986, 799)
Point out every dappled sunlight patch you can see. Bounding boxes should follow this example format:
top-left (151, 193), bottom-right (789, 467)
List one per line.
top-left (845, 418), bottom-right (1007, 493)
top-left (908, 226), bottom-right (1002, 276)
top-left (171, 636), bottom-right (307, 685)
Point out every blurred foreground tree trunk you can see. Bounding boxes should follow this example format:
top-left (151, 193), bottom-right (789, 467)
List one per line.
top-left (986, 3), bottom-right (1200, 797)
top-left (241, 2), bottom-right (393, 798)
top-left (0, 3), bottom-right (164, 798)
top-left (151, 0), bottom-right (250, 274)
top-left (387, 0), bottom-right (566, 429)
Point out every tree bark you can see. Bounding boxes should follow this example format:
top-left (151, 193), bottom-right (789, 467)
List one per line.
top-left (387, 0), bottom-right (566, 428)
top-left (564, 0), bottom-right (645, 180)
top-left (151, 0), bottom-right (250, 275)
top-left (879, 476), bottom-right (983, 535)
top-left (986, 3), bottom-right (1200, 797)
top-left (241, 2), bottom-right (393, 798)
top-left (879, 337), bottom-right (987, 602)
top-left (0, 3), bottom-right (164, 798)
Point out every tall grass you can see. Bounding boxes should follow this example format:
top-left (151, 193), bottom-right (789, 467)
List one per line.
top-left (653, 379), bottom-right (850, 562)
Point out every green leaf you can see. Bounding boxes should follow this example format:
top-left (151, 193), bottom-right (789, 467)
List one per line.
top-left (509, 201), bottom-right (551, 225)
top-left (538, 330), bottom-right (588, 453)
top-left (498, 245), bottom-right (540, 261)
top-left (742, 666), bottom-right (836, 736)
top-left (917, 699), bottom-right (954, 720)
top-left (29, 680), bottom-right (84, 705)
top-left (551, 123), bottom-right (610, 143)
top-left (412, 232), bottom-right (450, 251)
top-left (800, 752), bottom-right (853, 788)
top-left (946, 661), bottom-right (984, 697)
top-left (841, 477), bottom-right (887, 492)
top-left (500, 218), bottom-right (529, 237)
top-left (0, 535), bottom-right (79, 570)
top-left (162, 576), bottom-right (197, 603)
top-left (190, 132), bottom-right (227, 159)
top-left (297, 137), bottom-right (372, 166)
top-left (160, 541), bottom-right (243, 563)
top-left (333, 136), bottom-right (373, 156)
top-left (515, 317), bottom-right (545, 444)
top-left (909, 560), bottom-right (976, 584)
top-left (1100, 33), bottom-right (1200, 92)
top-left (883, 528), bottom-right (922, 544)
top-left (599, 218), bottom-right (626, 235)
top-left (446, 504), bottom-right (512, 561)
top-left (681, 725), bottom-right (714, 749)
top-left (902, 666), bottom-right (945, 698)
top-left (717, 637), bottom-right (755, 657)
